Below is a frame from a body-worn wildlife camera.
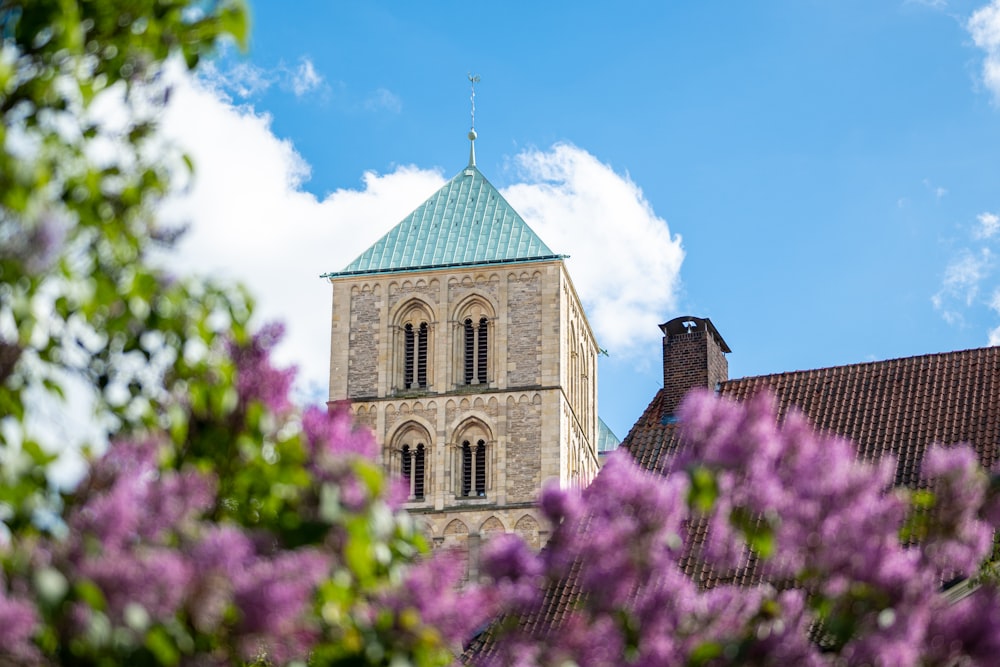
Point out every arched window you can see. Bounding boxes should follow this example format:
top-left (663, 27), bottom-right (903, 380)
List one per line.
top-left (402, 443), bottom-right (426, 500)
top-left (395, 424), bottom-right (430, 502)
top-left (463, 317), bottom-right (488, 384)
top-left (461, 439), bottom-right (487, 497)
top-left (404, 322), bottom-right (429, 389)
top-left (453, 297), bottom-right (494, 387)
top-left (395, 301), bottom-right (433, 392)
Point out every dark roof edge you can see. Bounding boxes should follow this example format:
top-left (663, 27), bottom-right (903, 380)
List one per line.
top-left (722, 344), bottom-right (1000, 389)
top-left (321, 254), bottom-right (568, 279)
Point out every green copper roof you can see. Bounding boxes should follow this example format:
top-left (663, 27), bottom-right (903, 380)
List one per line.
top-left (597, 418), bottom-right (620, 454)
top-left (324, 165), bottom-right (562, 278)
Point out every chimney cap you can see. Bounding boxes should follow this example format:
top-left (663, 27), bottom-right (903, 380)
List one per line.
top-left (659, 316), bottom-right (732, 353)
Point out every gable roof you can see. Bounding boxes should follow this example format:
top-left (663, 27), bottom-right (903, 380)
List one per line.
top-left (323, 165), bottom-right (562, 278)
top-left (462, 344), bottom-right (1000, 659)
top-left (624, 345), bottom-right (1000, 487)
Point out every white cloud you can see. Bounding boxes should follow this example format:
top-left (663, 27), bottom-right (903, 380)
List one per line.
top-left (922, 178), bottom-right (948, 200)
top-left (365, 87), bottom-right (402, 113)
top-left (990, 286), bottom-right (1000, 344)
top-left (933, 246), bottom-right (994, 327)
top-left (943, 248), bottom-right (991, 302)
top-left (502, 144), bottom-right (685, 357)
top-left (934, 206), bottom-right (1000, 344)
top-left (159, 75), bottom-right (683, 401)
top-left (291, 58), bottom-right (323, 97)
top-left (160, 72), bottom-right (444, 399)
top-left (198, 55), bottom-right (327, 101)
top-left (968, 0), bottom-right (1000, 102)
top-left (200, 60), bottom-right (275, 99)
top-left (975, 211), bottom-right (1000, 238)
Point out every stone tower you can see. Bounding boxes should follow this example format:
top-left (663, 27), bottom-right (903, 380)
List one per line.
top-left (324, 134), bottom-right (601, 576)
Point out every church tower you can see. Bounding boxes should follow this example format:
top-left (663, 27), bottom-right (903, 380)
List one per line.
top-left (324, 130), bottom-right (600, 575)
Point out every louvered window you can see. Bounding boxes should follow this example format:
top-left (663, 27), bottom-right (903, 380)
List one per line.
top-left (404, 324), bottom-right (415, 388)
top-left (401, 445), bottom-right (412, 487)
top-left (475, 439), bottom-right (486, 496)
top-left (413, 444), bottom-right (425, 500)
top-left (401, 443), bottom-right (425, 501)
top-left (477, 318), bottom-right (488, 384)
top-left (460, 439), bottom-right (487, 497)
top-left (463, 317), bottom-right (489, 385)
top-left (461, 441), bottom-right (472, 496)
top-left (403, 321), bottom-right (428, 390)
top-left (416, 323), bottom-right (428, 388)
top-left (464, 319), bottom-right (475, 384)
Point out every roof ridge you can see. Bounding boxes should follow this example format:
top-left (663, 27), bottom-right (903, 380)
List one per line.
top-left (724, 345), bottom-right (1000, 386)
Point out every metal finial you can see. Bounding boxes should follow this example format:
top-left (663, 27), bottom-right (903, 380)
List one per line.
top-left (467, 73), bottom-right (480, 167)
top-left (468, 73), bottom-right (480, 131)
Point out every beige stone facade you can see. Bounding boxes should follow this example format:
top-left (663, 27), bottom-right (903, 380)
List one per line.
top-left (328, 259), bottom-right (599, 572)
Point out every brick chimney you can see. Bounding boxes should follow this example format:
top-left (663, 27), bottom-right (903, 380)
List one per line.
top-left (660, 316), bottom-right (731, 417)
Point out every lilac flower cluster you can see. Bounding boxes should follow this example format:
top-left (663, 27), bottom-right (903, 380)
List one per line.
top-left (0, 581), bottom-right (41, 664)
top-left (0, 321), bottom-right (489, 665)
top-left (478, 389), bottom-right (1000, 666)
top-left (230, 322), bottom-right (296, 415)
top-left (22, 438), bottom-right (330, 665)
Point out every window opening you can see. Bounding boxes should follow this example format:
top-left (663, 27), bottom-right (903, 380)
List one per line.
top-left (417, 322), bottom-right (428, 388)
top-left (477, 318), bottom-right (488, 384)
top-left (461, 441), bottom-right (472, 496)
top-left (401, 445), bottom-right (412, 487)
top-left (464, 319), bottom-right (475, 384)
top-left (414, 444), bottom-right (425, 500)
top-left (463, 316), bottom-right (489, 385)
top-left (404, 324), bottom-right (415, 388)
top-left (475, 439), bottom-right (486, 496)
top-left (403, 320), bottom-right (428, 390)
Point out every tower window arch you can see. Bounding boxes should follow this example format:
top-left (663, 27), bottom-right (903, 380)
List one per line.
top-left (463, 317), bottom-right (489, 384)
top-left (453, 296), bottom-right (495, 387)
top-left (394, 301), bottom-right (434, 392)
top-left (453, 420), bottom-right (492, 499)
top-left (393, 424), bottom-right (431, 502)
top-left (401, 443), bottom-right (426, 500)
top-left (461, 439), bottom-right (487, 497)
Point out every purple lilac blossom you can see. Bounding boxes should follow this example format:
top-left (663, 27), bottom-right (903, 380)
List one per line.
top-left (381, 550), bottom-right (496, 650)
top-left (230, 322), bottom-right (296, 415)
top-left (485, 389), bottom-right (1000, 666)
top-left (303, 403), bottom-right (378, 461)
top-left (919, 444), bottom-right (994, 575)
top-left (0, 586), bottom-right (41, 664)
top-left (232, 548), bottom-right (329, 663)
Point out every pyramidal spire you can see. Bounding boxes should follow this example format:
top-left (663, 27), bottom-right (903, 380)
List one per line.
top-left (468, 73), bottom-right (480, 167)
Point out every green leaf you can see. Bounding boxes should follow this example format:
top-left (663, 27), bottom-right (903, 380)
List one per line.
top-left (686, 465), bottom-right (718, 513)
top-left (688, 641), bottom-right (723, 665)
top-left (145, 626), bottom-right (181, 666)
top-left (731, 507), bottom-right (776, 559)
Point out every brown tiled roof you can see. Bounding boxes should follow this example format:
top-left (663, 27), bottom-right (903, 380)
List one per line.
top-left (464, 346), bottom-right (1000, 661)
top-left (624, 345), bottom-right (1000, 487)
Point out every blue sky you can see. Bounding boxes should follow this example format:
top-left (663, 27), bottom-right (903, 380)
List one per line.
top-left (162, 0), bottom-right (1000, 440)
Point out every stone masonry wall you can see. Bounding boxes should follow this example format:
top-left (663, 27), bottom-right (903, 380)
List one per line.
top-left (505, 394), bottom-right (542, 502)
top-left (507, 272), bottom-right (541, 387)
top-left (347, 288), bottom-right (379, 398)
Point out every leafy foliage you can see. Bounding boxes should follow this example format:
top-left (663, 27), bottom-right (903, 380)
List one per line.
top-left (0, 2), bottom-right (488, 665)
top-left (4, 2), bottom-right (1000, 666)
